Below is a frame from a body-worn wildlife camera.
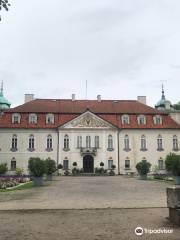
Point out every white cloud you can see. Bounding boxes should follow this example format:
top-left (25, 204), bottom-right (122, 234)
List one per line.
top-left (0, 0), bottom-right (180, 107)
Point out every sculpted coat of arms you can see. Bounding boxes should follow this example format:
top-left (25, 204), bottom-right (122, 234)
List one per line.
top-left (70, 114), bottom-right (109, 128)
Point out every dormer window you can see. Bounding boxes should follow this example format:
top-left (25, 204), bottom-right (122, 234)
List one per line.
top-left (153, 115), bottom-right (162, 125)
top-left (121, 115), bottom-right (130, 125)
top-left (12, 113), bottom-right (21, 124)
top-left (29, 113), bottom-right (37, 124)
top-left (46, 113), bottom-right (54, 124)
top-left (138, 115), bottom-right (146, 125)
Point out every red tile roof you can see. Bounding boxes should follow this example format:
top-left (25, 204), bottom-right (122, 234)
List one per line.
top-left (0, 98), bottom-right (179, 129)
top-left (6, 99), bottom-right (163, 114)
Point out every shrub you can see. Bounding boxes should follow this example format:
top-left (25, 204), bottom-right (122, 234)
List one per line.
top-left (28, 157), bottom-right (45, 177)
top-left (95, 167), bottom-right (106, 175)
top-left (72, 168), bottom-right (80, 175)
top-left (165, 153), bottom-right (180, 176)
top-left (15, 167), bottom-right (24, 176)
top-left (0, 163), bottom-right (8, 175)
top-left (58, 164), bottom-right (63, 169)
top-left (111, 165), bottom-right (116, 170)
top-left (44, 158), bottom-right (56, 175)
top-left (64, 170), bottom-right (70, 176)
top-left (100, 162), bottom-right (104, 167)
top-left (136, 160), bottom-right (151, 175)
top-left (72, 162), bottom-right (77, 167)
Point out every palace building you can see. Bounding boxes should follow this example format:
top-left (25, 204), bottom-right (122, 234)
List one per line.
top-left (0, 86), bottom-right (180, 174)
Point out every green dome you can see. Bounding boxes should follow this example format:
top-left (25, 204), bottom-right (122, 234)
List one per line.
top-left (155, 86), bottom-right (173, 110)
top-left (0, 83), bottom-right (11, 109)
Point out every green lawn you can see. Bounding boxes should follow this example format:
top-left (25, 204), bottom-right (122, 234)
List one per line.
top-left (0, 181), bottom-right (33, 192)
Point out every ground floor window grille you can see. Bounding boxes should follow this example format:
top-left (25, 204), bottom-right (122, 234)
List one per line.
top-left (11, 160), bottom-right (16, 171)
top-left (63, 160), bottom-right (69, 170)
top-left (125, 159), bottom-right (130, 169)
top-left (108, 160), bottom-right (113, 169)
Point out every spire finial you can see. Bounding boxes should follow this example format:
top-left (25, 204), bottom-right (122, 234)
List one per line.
top-left (161, 83), bottom-right (165, 100)
top-left (0, 81), bottom-right (3, 96)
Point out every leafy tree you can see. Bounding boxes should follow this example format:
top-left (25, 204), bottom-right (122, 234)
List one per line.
top-left (44, 158), bottom-right (56, 175)
top-left (0, 0), bottom-right (11, 21)
top-left (165, 153), bottom-right (180, 176)
top-left (0, 163), bottom-right (8, 174)
top-left (28, 157), bottom-right (45, 177)
top-left (173, 102), bottom-right (180, 110)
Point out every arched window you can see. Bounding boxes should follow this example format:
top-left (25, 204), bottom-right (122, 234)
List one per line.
top-left (77, 136), bottom-right (82, 148)
top-left (138, 115), bottom-right (146, 125)
top-left (121, 115), bottom-right (130, 125)
top-left (124, 135), bottom-right (130, 151)
top-left (46, 135), bottom-right (53, 150)
top-left (173, 135), bottom-right (178, 151)
top-left (11, 134), bottom-right (18, 151)
top-left (153, 115), bottom-right (162, 125)
top-left (64, 134), bottom-right (69, 150)
top-left (95, 136), bottom-right (99, 148)
top-left (140, 135), bottom-right (147, 151)
top-left (86, 136), bottom-right (91, 148)
top-left (157, 134), bottom-right (163, 151)
top-left (29, 134), bottom-right (35, 150)
top-left (12, 113), bottom-right (21, 124)
top-left (29, 113), bottom-right (37, 124)
top-left (11, 158), bottom-right (16, 171)
top-left (46, 114), bottom-right (54, 124)
top-left (108, 134), bottom-right (113, 150)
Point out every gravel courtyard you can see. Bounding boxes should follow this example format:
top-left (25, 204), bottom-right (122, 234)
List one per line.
top-left (0, 176), bottom-right (169, 210)
top-left (1, 176), bottom-right (179, 240)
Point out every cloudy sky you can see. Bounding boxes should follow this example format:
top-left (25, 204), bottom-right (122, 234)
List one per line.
top-left (0, 0), bottom-right (180, 107)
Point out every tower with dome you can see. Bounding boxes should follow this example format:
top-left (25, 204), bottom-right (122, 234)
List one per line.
top-left (0, 82), bottom-right (11, 110)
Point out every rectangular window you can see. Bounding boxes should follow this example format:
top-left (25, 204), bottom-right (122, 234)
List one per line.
top-left (125, 160), bottom-right (130, 169)
top-left (108, 160), bottom-right (113, 169)
top-left (12, 138), bottom-right (17, 149)
top-left (124, 139), bottom-right (129, 150)
top-left (157, 139), bottom-right (163, 150)
top-left (95, 136), bottom-right (99, 148)
top-left (13, 116), bottom-right (19, 124)
top-left (47, 138), bottom-right (52, 149)
top-left (11, 161), bottom-right (16, 171)
top-left (173, 138), bottom-right (178, 150)
top-left (141, 139), bottom-right (146, 150)
top-left (77, 136), bottom-right (82, 148)
top-left (158, 160), bottom-right (164, 170)
top-left (29, 138), bottom-right (34, 149)
top-left (63, 160), bottom-right (69, 170)
top-left (86, 136), bottom-right (91, 148)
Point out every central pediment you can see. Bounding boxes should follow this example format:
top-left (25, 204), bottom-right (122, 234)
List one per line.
top-left (60, 111), bottom-right (115, 129)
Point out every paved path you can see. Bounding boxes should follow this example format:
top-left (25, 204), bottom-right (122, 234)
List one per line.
top-left (0, 176), bottom-right (170, 210)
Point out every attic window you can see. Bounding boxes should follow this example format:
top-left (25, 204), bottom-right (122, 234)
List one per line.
top-left (46, 114), bottom-right (54, 124)
top-left (121, 115), bottom-right (130, 124)
top-left (12, 113), bottom-right (21, 124)
top-left (153, 115), bottom-right (162, 125)
top-left (137, 115), bottom-right (146, 125)
top-left (29, 113), bottom-right (37, 124)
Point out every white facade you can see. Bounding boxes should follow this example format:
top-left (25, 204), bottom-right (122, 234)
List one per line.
top-left (0, 111), bottom-right (180, 174)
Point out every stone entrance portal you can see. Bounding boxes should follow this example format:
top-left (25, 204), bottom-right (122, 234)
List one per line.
top-left (83, 155), bottom-right (94, 173)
